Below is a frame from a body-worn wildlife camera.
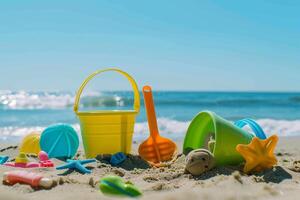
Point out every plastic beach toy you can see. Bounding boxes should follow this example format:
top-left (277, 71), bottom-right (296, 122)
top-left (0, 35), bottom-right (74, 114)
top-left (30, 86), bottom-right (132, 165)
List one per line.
top-left (74, 68), bottom-right (140, 158)
top-left (185, 149), bottom-right (215, 176)
top-left (4, 152), bottom-right (53, 168)
top-left (99, 176), bottom-right (142, 197)
top-left (138, 86), bottom-right (177, 164)
top-left (236, 135), bottom-right (278, 173)
top-left (19, 131), bottom-right (41, 155)
top-left (40, 124), bottom-right (79, 159)
top-left (110, 152), bottom-right (127, 166)
top-left (4, 153), bottom-right (40, 168)
top-left (234, 119), bottom-right (267, 139)
top-left (56, 159), bottom-right (96, 174)
top-left (38, 151), bottom-right (54, 167)
top-left (3, 170), bottom-right (53, 189)
top-left (183, 111), bottom-right (259, 166)
top-left (0, 156), bottom-right (9, 165)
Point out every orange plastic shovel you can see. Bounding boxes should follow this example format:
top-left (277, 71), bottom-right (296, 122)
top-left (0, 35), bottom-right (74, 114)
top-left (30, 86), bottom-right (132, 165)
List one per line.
top-left (138, 86), bottom-right (177, 164)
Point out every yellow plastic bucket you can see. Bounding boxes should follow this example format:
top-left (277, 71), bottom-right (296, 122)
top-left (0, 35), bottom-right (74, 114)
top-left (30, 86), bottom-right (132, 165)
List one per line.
top-left (74, 68), bottom-right (140, 158)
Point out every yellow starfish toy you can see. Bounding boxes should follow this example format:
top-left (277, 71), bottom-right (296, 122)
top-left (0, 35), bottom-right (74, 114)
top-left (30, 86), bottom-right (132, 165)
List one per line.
top-left (236, 134), bottom-right (278, 173)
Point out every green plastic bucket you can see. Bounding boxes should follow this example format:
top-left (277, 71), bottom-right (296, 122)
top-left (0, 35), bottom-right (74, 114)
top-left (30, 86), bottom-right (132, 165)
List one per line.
top-left (183, 111), bottom-right (254, 166)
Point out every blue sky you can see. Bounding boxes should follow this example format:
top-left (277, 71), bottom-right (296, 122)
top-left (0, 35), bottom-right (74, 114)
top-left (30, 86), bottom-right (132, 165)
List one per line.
top-left (0, 0), bottom-right (299, 92)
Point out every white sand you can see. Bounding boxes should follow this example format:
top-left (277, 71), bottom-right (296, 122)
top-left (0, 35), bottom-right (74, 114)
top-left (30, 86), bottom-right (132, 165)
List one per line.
top-left (1, 137), bottom-right (300, 200)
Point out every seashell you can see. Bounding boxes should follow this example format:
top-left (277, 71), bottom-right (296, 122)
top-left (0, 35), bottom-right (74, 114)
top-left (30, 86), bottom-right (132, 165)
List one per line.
top-left (185, 148), bottom-right (215, 176)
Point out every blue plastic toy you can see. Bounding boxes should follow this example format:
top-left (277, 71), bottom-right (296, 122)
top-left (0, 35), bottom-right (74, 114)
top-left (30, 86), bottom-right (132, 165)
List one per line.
top-left (110, 152), bottom-right (127, 166)
top-left (0, 156), bottom-right (9, 165)
top-left (40, 124), bottom-right (79, 159)
top-left (234, 118), bottom-right (267, 139)
top-left (56, 159), bottom-right (96, 174)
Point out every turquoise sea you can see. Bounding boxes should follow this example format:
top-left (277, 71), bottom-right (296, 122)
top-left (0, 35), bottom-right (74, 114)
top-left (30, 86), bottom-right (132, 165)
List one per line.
top-left (1, 91), bottom-right (300, 142)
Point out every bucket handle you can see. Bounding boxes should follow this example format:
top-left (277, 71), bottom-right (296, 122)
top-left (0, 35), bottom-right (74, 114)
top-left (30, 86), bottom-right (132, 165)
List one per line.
top-left (74, 68), bottom-right (140, 113)
top-left (234, 118), bottom-right (267, 139)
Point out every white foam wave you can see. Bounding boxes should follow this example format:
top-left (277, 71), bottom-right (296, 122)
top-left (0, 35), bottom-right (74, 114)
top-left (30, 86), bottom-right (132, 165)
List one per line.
top-left (0, 118), bottom-right (299, 142)
top-left (257, 119), bottom-right (300, 137)
top-left (0, 90), bottom-right (127, 109)
top-left (0, 126), bottom-right (44, 141)
top-left (134, 118), bottom-right (189, 135)
top-left (0, 91), bottom-right (74, 109)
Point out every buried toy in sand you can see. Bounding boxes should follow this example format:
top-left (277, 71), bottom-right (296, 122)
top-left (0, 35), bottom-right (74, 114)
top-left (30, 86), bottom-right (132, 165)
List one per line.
top-left (0, 156), bottom-right (9, 165)
top-left (185, 149), bottom-right (215, 176)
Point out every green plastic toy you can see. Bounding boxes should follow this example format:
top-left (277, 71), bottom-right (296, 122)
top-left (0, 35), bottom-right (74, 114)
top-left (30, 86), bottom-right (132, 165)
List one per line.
top-left (99, 176), bottom-right (142, 197)
top-left (183, 111), bottom-right (254, 166)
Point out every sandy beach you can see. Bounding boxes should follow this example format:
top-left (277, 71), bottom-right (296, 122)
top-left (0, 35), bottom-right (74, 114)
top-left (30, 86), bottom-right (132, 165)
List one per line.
top-left (1, 136), bottom-right (300, 200)
top-left (1, 0), bottom-right (299, 199)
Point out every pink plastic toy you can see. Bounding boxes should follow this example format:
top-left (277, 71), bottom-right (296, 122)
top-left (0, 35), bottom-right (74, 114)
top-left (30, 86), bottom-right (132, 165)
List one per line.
top-left (4, 162), bottom-right (40, 168)
top-left (38, 151), bottom-right (54, 167)
top-left (4, 153), bottom-right (39, 168)
top-left (4, 151), bottom-right (54, 168)
top-left (3, 170), bottom-right (53, 189)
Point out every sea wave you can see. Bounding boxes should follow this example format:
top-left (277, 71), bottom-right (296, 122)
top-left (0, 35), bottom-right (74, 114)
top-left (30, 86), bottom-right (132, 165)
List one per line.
top-left (0, 91), bottom-right (74, 109)
top-left (0, 90), bottom-right (131, 109)
top-left (1, 118), bottom-right (299, 142)
top-left (1, 90), bottom-right (300, 110)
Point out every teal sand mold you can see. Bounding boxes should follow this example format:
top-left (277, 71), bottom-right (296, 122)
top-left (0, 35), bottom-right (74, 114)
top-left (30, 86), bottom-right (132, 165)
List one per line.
top-left (40, 124), bottom-right (79, 160)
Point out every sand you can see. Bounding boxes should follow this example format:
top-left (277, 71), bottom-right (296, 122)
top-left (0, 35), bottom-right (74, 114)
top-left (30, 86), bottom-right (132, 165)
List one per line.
top-left (1, 137), bottom-right (300, 200)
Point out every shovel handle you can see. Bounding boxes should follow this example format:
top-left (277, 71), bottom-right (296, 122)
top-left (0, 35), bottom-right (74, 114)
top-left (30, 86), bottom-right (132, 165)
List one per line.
top-left (143, 86), bottom-right (159, 138)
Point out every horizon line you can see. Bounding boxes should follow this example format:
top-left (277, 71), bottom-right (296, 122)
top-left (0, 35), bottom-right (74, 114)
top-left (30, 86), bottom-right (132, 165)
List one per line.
top-left (1, 89), bottom-right (300, 93)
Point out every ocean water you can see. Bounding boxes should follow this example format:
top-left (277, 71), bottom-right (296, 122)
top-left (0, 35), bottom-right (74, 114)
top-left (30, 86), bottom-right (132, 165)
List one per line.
top-left (1, 90), bottom-right (300, 142)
